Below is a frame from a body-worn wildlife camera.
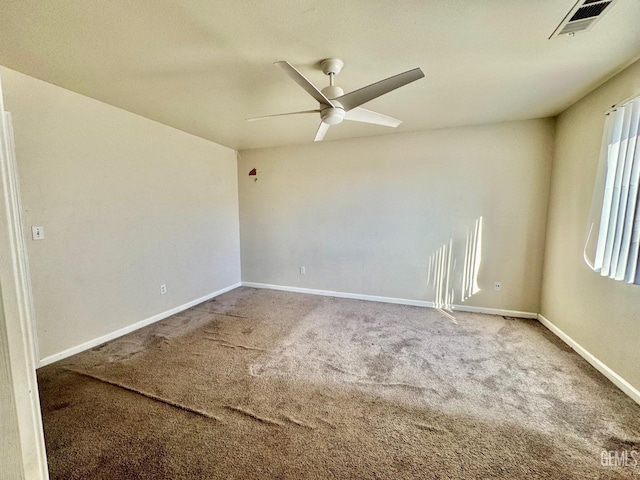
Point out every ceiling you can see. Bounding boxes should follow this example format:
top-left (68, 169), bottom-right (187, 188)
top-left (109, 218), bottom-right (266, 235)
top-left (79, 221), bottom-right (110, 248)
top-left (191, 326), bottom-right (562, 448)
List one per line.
top-left (0, 0), bottom-right (639, 151)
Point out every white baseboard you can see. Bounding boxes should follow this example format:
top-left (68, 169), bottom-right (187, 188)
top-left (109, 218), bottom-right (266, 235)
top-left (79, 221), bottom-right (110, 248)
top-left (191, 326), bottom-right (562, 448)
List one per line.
top-left (451, 304), bottom-right (537, 319)
top-left (242, 281), bottom-right (435, 308)
top-left (537, 314), bottom-right (640, 407)
top-left (241, 282), bottom-right (538, 318)
top-left (38, 282), bottom-right (241, 368)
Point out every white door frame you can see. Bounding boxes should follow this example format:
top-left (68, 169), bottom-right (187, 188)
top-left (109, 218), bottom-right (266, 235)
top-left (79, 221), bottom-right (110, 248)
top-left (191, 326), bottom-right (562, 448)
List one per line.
top-left (0, 77), bottom-right (49, 479)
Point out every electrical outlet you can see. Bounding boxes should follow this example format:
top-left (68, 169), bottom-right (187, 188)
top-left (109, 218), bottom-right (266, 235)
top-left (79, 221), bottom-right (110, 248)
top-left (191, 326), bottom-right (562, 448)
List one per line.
top-left (160, 284), bottom-right (167, 295)
top-left (300, 266), bottom-right (306, 275)
top-left (494, 281), bottom-right (502, 291)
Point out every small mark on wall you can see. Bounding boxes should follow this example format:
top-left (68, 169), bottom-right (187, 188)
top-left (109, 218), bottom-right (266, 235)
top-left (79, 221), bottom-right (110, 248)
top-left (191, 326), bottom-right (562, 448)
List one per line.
top-left (249, 168), bottom-right (258, 182)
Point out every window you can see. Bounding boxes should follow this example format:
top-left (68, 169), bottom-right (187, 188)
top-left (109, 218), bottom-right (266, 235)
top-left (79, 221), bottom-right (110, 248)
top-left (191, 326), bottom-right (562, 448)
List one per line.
top-left (585, 95), bottom-right (640, 283)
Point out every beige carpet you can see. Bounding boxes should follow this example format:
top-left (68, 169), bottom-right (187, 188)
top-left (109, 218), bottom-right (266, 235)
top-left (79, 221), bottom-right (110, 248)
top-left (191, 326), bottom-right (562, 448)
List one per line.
top-left (38, 287), bottom-right (640, 479)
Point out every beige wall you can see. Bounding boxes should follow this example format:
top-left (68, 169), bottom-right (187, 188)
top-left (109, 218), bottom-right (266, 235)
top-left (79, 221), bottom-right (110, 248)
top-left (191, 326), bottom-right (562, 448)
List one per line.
top-left (0, 66), bottom-right (241, 361)
top-left (0, 291), bottom-right (25, 479)
top-left (541, 59), bottom-right (640, 391)
top-left (238, 119), bottom-right (555, 313)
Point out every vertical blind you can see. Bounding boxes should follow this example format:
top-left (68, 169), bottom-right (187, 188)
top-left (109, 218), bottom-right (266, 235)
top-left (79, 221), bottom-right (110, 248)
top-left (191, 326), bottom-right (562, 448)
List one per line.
top-left (586, 95), bottom-right (640, 284)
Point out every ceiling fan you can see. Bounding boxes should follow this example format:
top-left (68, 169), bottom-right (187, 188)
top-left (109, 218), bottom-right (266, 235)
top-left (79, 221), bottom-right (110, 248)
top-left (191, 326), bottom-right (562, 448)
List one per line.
top-left (248, 59), bottom-right (425, 141)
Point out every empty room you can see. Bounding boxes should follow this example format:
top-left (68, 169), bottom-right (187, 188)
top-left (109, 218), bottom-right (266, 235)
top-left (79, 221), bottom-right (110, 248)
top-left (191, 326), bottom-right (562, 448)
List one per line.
top-left (1, 1), bottom-right (640, 478)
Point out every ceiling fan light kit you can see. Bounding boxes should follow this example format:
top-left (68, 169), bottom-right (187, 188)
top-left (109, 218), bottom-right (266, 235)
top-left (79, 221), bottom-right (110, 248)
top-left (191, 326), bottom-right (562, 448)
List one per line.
top-left (248, 58), bottom-right (425, 142)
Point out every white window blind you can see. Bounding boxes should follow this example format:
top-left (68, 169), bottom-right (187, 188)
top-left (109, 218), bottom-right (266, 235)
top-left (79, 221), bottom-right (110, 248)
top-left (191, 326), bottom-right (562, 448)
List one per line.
top-left (585, 95), bottom-right (640, 284)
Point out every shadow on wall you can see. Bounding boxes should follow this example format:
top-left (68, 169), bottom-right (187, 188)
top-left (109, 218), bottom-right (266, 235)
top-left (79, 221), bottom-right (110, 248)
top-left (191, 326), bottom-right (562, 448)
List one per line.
top-left (427, 217), bottom-right (483, 310)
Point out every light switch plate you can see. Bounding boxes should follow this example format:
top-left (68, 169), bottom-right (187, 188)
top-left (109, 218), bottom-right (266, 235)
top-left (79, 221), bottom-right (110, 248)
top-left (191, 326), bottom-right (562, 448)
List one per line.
top-left (32, 226), bottom-right (44, 240)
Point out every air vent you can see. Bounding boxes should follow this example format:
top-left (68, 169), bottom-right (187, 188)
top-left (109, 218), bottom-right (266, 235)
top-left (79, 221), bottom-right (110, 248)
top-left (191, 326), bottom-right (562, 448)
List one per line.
top-left (549, 0), bottom-right (617, 38)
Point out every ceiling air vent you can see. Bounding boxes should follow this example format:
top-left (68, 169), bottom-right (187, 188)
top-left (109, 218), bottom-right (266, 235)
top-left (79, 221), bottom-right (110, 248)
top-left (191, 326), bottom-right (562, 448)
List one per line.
top-left (549, 0), bottom-right (617, 38)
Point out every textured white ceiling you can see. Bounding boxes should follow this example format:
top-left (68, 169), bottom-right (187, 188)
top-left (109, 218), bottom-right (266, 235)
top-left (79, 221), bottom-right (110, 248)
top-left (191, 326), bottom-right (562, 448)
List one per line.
top-left (0, 0), bottom-right (639, 150)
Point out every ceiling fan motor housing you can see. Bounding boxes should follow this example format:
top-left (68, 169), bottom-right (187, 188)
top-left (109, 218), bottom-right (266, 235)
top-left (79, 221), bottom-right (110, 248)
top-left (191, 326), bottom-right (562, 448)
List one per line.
top-left (320, 85), bottom-right (345, 124)
top-left (321, 85), bottom-right (344, 99)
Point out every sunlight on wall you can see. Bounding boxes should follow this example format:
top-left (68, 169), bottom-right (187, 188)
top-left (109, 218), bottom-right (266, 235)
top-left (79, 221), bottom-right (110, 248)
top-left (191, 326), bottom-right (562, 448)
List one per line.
top-left (462, 216), bottom-right (483, 302)
top-left (427, 240), bottom-right (454, 309)
top-left (427, 217), bottom-right (483, 310)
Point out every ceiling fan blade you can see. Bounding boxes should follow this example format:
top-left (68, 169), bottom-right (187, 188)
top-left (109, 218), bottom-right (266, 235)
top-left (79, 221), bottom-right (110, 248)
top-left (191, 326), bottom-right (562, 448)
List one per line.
top-left (314, 121), bottom-right (330, 142)
top-left (247, 110), bottom-right (320, 122)
top-left (343, 107), bottom-right (402, 127)
top-left (334, 68), bottom-right (425, 111)
top-left (275, 61), bottom-right (333, 107)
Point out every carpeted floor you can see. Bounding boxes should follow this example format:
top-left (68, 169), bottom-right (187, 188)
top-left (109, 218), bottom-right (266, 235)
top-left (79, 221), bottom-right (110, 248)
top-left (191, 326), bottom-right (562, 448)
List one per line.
top-left (38, 287), bottom-right (640, 479)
